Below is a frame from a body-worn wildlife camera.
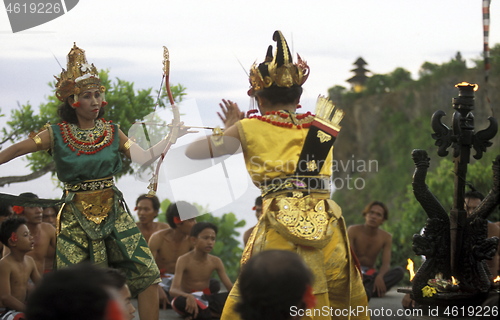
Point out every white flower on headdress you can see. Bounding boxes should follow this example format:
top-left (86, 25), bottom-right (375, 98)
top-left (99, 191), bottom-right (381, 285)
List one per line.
top-left (75, 73), bottom-right (99, 83)
top-left (80, 63), bottom-right (92, 72)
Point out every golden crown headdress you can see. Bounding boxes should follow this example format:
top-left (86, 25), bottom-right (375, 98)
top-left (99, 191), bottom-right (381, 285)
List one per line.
top-left (54, 43), bottom-right (105, 102)
top-left (248, 30), bottom-right (309, 96)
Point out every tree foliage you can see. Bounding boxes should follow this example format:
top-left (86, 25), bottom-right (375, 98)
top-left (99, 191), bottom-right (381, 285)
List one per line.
top-left (472, 43), bottom-right (500, 77)
top-left (327, 85), bottom-right (347, 105)
top-left (416, 57), bottom-right (467, 87)
top-left (0, 70), bottom-right (186, 185)
top-left (363, 67), bottom-right (413, 94)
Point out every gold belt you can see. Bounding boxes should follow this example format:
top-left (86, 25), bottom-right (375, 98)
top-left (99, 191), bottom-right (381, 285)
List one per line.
top-left (260, 176), bottom-right (331, 198)
top-left (71, 188), bottom-right (114, 225)
top-left (65, 177), bottom-right (114, 192)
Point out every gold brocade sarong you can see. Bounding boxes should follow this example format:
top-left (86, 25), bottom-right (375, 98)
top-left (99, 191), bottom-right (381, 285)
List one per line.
top-left (55, 187), bottom-right (160, 297)
top-left (221, 194), bottom-right (369, 320)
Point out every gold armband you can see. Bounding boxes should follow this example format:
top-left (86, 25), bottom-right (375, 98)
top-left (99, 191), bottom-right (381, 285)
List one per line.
top-left (123, 139), bottom-right (134, 151)
top-left (210, 126), bottom-right (224, 147)
top-left (31, 134), bottom-right (44, 151)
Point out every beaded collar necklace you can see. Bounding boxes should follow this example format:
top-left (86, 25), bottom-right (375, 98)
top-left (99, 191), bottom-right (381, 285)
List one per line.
top-left (248, 110), bottom-right (315, 129)
top-left (57, 119), bottom-right (115, 156)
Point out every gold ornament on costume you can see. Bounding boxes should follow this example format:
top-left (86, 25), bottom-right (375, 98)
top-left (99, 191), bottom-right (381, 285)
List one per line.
top-left (314, 95), bottom-right (344, 133)
top-left (306, 160), bottom-right (318, 172)
top-left (316, 131), bottom-right (332, 143)
top-left (57, 119), bottom-right (115, 156)
top-left (54, 43), bottom-right (106, 102)
top-left (248, 30), bottom-right (309, 96)
top-left (270, 197), bottom-right (331, 248)
top-left (210, 126), bottom-right (224, 147)
top-left (73, 188), bottom-right (114, 225)
top-left (29, 123), bottom-right (51, 151)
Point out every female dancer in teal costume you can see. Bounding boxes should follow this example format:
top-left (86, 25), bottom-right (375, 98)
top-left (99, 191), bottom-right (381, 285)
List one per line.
top-left (0, 44), bottom-right (176, 320)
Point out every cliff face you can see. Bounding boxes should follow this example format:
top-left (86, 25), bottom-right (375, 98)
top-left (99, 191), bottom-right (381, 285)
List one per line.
top-left (331, 69), bottom-right (499, 224)
top-left (336, 75), bottom-right (498, 170)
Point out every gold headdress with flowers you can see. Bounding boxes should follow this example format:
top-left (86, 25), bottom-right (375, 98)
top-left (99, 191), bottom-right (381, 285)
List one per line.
top-left (54, 43), bottom-right (106, 102)
top-left (248, 30), bottom-right (309, 96)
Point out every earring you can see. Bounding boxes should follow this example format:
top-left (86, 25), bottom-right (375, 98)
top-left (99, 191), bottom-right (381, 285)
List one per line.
top-left (246, 109), bottom-right (258, 117)
top-left (246, 97), bottom-right (259, 117)
top-left (72, 101), bottom-right (81, 108)
top-left (101, 101), bottom-right (108, 107)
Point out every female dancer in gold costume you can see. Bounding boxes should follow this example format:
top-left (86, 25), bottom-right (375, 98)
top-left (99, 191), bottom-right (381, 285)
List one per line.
top-left (187, 31), bottom-right (369, 320)
top-left (0, 44), bottom-right (182, 320)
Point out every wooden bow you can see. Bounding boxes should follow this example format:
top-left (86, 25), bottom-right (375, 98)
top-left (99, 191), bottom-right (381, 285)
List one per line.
top-left (147, 46), bottom-right (181, 196)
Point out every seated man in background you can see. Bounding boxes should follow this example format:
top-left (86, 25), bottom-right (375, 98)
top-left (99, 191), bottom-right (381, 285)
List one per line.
top-left (169, 222), bottom-right (232, 320)
top-left (0, 216), bottom-right (41, 319)
top-left (135, 194), bottom-right (169, 244)
top-left (0, 203), bottom-right (13, 257)
top-left (242, 196), bottom-right (262, 246)
top-left (348, 201), bottom-right (404, 300)
top-left (148, 201), bottom-right (197, 309)
top-left (42, 206), bottom-right (58, 228)
top-left (0, 203), bottom-right (12, 311)
top-left (41, 205), bottom-right (58, 273)
top-left (464, 190), bottom-right (500, 278)
top-left (14, 193), bottom-right (56, 276)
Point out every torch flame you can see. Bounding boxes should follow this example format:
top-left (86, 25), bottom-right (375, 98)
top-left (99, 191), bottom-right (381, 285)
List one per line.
top-left (452, 276), bottom-right (458, 285)
top-left (494, 276), bottom-right (500, 283)
top-left (455, 82), bottom-right (479, 91)
top-left (406, 258), bottom-right (415, 281)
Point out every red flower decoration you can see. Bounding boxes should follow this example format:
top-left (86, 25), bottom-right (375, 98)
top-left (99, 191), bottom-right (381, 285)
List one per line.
top-left (72, 101), bottom-right (81, 108)
top-left (173, 216), bottom-right (182, 224)
top-left (302, 285), bottom-right (317, 309)
top-left (10, 232), bottom-right (18, 242)
top-left (105, 299), bottom-right (125, 320)
top-left (12, 205), bottom-right (24, 214)
top-left (101, 101), bottom-right (108, 107)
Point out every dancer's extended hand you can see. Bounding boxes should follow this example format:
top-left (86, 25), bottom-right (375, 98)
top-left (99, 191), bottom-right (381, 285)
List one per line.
top-left (217, 99), bottom-right (244, 129)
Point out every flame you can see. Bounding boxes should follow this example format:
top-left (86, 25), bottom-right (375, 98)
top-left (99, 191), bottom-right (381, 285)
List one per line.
top-left (452, 276), bottom-right (458, 285)
top-left (455, 82), bottom-right (479, 91)
top-left (406, 258), bottom-right (415, 281)
top-left (494, 276), bottom-right (500, 283)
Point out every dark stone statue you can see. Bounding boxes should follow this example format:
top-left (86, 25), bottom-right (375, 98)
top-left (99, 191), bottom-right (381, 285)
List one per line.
top-left (410, 83), bottom-right (499, 306)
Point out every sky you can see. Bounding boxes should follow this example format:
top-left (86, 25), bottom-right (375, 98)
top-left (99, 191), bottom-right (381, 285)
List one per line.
top-left (0, 0), bottom-right (498, 239)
